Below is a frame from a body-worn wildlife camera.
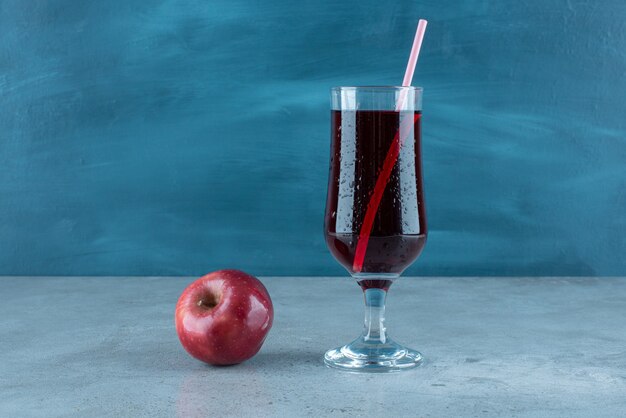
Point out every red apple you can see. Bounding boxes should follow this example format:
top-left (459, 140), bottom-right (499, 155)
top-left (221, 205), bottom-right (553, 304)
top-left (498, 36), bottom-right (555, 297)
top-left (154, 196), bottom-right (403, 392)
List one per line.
top-left (175, 269), bottom-right (273, 366)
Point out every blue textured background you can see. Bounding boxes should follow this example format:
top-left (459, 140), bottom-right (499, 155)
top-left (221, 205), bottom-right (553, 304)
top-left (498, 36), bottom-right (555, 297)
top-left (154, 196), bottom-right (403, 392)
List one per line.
top-left (1, 0), bottom-right (624, 276)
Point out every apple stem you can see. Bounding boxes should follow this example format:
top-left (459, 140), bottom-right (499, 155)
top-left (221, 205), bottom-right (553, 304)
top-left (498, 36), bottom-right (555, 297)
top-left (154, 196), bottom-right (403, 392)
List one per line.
top-left (362, 288), bottom-right (387, 344)
top-left (197, 294), bottom-right (219, 310)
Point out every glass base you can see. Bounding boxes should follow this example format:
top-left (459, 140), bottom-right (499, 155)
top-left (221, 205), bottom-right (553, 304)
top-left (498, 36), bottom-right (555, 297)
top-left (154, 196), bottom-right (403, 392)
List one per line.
top-left (324, 336), bottom-right (422, 373)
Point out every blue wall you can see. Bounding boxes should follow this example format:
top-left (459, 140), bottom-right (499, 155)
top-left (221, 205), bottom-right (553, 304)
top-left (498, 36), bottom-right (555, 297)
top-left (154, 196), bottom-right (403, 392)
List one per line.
top-left (1, 0), bottom-right (624, 276)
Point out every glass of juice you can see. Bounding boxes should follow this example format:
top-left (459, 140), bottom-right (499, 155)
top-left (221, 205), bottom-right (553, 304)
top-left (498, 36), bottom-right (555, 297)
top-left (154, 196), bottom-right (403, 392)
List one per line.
top-left (324, 86), bottom-right (427, 372)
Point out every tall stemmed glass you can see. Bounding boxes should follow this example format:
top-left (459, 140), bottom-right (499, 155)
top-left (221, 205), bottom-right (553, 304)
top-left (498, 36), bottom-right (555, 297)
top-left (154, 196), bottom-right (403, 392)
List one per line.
top-left (324, 86), bottom-right (427, 372)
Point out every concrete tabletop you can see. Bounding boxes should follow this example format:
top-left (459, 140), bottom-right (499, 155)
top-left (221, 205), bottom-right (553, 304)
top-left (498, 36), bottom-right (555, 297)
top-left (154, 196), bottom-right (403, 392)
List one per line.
top-left (1, 276), bottom-right (625, 417)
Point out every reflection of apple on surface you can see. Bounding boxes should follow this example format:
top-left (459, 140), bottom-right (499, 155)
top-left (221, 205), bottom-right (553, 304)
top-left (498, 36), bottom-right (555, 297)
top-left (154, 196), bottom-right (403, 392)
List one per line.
top-left (175, 270), bottom-right (274, 366)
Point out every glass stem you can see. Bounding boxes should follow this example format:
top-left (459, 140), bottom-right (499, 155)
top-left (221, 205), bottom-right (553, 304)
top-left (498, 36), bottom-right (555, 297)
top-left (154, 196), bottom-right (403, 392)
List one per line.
top-left (363, 288), bottom-right (388, 344)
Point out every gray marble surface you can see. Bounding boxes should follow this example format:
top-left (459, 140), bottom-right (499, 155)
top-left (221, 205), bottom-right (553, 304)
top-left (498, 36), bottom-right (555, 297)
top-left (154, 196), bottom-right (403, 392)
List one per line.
top-left (1, 276), bottom-right (625, 417)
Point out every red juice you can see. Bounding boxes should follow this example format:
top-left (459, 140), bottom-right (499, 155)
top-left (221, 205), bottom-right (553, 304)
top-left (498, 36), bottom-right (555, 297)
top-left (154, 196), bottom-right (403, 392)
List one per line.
top-left (324, 110), bottom-right (427, 288)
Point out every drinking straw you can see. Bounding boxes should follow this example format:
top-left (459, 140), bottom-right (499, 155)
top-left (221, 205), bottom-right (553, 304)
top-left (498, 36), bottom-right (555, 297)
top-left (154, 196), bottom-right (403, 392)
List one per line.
top-left (352, 19), bottom-right (428, 273)
top-left (402, 20), bottom-right (428, 90)
top-left (395, 19), bottom-right (428, 111)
